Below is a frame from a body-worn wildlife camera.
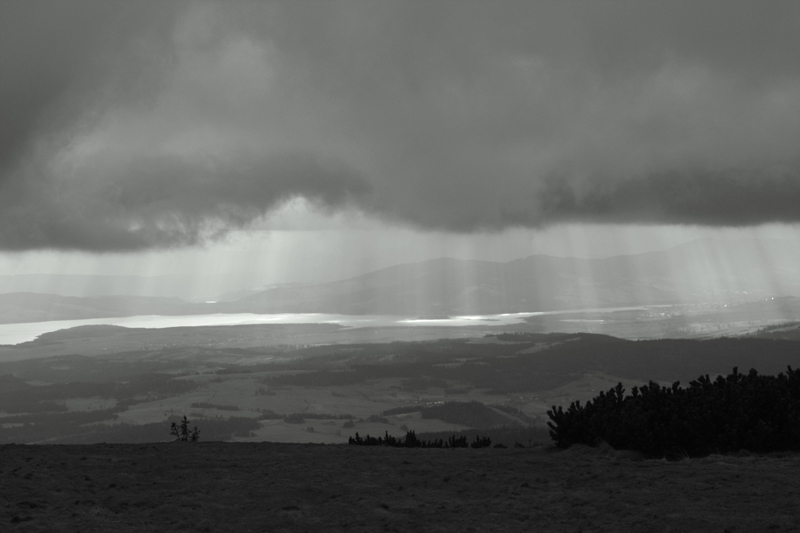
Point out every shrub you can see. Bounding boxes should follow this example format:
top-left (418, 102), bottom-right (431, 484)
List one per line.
top-left (348, 430), bottom-right (469, 448)
top-left (470, 435), bottom-right (492, 449)
top-left (547, 367), bottom-right (800, 457)
top-left (416, 426), bottom-right (551, 448)
top-left (169, 415), bottom-right (200, 442)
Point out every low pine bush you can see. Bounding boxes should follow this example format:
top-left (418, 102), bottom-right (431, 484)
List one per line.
top-left (547, 367), bottom-right (800, 457)
top-left (348, 430), bottom-right (483, 448)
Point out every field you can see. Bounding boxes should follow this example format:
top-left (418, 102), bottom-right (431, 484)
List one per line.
top-left (4, 322), bottom-right (800, 445)
top-left (3, 442), bottom-right (800, 532)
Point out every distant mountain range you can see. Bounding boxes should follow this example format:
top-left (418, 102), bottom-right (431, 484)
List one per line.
top-left (0, 274), bottom-right (190, 301)
top-left (227, 239), bottom-right (800, 315)
top-left (1, 238), bottom-right (799, 323)
top-left (0, 273), bottom-right (251, 301)
top-left (0, 293), bottom-right (198, 324)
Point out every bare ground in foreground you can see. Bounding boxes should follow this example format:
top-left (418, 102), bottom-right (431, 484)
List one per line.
top-left (1, 443), bottom-right (799, 532)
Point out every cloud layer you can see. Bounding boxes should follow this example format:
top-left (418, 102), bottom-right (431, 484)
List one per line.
top-left (2, 1), bottom-right (800, 250)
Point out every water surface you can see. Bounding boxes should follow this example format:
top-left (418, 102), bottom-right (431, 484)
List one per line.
top-left (0, 306), bottom-right (655, 345)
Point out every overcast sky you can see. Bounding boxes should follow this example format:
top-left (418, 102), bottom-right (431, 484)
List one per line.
top-left (1, 1), bottom-right (799, 285)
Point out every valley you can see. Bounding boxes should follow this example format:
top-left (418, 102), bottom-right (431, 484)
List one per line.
top-left (3, 320), bottom-right (800, 446)
top-left (2, 247), bottom-right (800, 447)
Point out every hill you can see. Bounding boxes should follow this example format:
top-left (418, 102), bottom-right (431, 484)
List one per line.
top-left (226, 238), bottom-right (800, 315)
top-left (5, 331), bottom-right (800, 445)
top-left (0, 292), bottom-right (201, 324)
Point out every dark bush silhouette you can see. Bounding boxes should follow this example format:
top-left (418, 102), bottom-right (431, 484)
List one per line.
top-left (169, 415), bottom-right (200, 442)
top-left (447, 434), bottom-right (468, 448)
top-left (547, 367), bottom-right (800, 457)
top-left (346, 425), bottom-right (550, 449)
top-left (349, 430), bottom-right (462, 448)
top-left (347, 430), bottom-right (496, 449)
top-left (348, 431), bottom-right (400, 446)
top-left (416, 426), bottom-right (551, 448)
top-left (171, 416), bottom-right (257, 441)
top-left (470, 435), bottom-right (492, 448)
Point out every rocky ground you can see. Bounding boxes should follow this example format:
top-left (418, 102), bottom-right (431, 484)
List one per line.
top-left (1, 442), bottom-right (799, 532)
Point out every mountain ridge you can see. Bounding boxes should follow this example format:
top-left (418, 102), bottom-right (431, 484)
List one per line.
top-left (0, 238), bottom-right (798, 323)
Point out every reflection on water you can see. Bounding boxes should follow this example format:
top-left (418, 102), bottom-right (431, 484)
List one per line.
top-left (0, 307), bottom-right (653, 345)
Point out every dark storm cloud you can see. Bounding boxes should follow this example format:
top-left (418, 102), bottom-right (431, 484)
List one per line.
top-left (0, 1), bottom-right (370, 250)
top-left (254, 0), bottom-right (800, 232)
top-left (0, 151), bottom-right (369, 251)
top-left (536, 165), bottom-right (800, 227)
top-left (2, 1), bottom-right (800, 250)
top-left (0, 1), bottom-right (177, 177)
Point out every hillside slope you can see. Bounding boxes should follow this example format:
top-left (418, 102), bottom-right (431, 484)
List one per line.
top-left (2, 443), bottom-right (799, 532)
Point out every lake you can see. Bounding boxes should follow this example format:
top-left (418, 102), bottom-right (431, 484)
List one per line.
top-left (0, 312), bottom-right (534, 345)
top-left (0, 306), bottom-right (657, 345)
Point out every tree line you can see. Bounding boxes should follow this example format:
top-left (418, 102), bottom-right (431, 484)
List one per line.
top-left (547, 366), bottom-right (800, 457)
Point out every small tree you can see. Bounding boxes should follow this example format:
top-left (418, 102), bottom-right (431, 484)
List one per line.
top-left (170, 415), bottom-right (200, 442)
